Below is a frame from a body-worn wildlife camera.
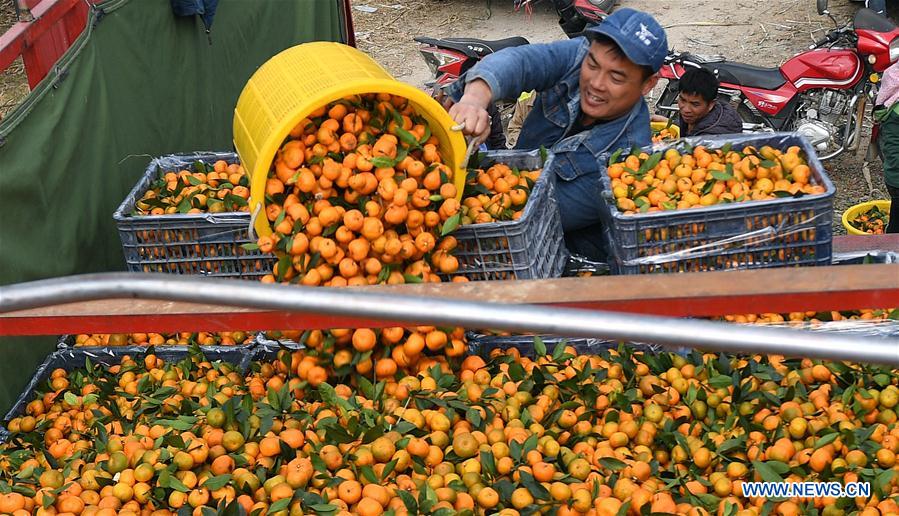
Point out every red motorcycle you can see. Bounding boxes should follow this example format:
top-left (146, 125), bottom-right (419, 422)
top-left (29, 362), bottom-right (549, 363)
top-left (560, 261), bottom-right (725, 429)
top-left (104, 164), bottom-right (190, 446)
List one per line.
top-left (414, 0), bottom-right (611, 90)
top-left (655, 1), bottom-right (899, 160)
top-left (414, 0), bottom-right (612, 148)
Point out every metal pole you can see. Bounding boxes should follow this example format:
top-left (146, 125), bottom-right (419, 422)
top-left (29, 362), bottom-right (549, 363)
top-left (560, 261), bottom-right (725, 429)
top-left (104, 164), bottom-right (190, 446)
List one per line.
top-left (1, 273), bottom-right (898, 365)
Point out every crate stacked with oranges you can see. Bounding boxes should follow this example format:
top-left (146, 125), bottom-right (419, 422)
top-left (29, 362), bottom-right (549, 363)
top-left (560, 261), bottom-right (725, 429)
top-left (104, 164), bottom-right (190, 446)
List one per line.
top-left (599, 134), bottom-right (834, 274)
top-left (607, 143), bottom-right (826, 215)
top-left (4, 334), bottom-right (899, 516)
top-left (250, 94), bottom-right (465, 287)
top-left (436, 150), bottom-right (567, 282)
top-left (115, 153), bottom-right (273, 279)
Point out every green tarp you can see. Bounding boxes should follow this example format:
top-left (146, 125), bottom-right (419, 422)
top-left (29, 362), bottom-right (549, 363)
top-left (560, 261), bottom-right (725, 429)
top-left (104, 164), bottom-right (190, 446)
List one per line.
top-left (0, 0), bottom-right (347, 415)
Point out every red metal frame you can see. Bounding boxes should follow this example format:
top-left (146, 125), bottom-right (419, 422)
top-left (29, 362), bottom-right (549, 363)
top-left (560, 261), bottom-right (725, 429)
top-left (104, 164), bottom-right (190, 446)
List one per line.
top-left (1, 258), bottom-right (897, 335)
top-left (0, 0), bottom-right (95, 89)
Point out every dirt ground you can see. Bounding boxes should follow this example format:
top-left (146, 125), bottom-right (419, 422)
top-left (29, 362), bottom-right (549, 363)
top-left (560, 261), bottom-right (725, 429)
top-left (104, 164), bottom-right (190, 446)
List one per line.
top-left (1, 0), bottom-right (895, 230)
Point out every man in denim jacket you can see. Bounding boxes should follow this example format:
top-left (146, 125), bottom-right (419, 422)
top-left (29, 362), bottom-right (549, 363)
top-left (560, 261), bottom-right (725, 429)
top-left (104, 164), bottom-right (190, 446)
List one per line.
top-left (447, 8), bottom-right (668, 259)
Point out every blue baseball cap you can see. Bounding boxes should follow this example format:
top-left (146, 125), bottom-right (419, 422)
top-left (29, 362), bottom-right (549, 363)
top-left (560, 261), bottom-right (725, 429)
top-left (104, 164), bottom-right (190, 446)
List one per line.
top-left (586, 8), bottom-right (668, 72)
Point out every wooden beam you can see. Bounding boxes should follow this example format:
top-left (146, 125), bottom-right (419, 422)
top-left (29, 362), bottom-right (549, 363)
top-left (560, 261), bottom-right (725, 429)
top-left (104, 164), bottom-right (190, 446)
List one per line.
top-left (0, 264), bottom-right (896, 336)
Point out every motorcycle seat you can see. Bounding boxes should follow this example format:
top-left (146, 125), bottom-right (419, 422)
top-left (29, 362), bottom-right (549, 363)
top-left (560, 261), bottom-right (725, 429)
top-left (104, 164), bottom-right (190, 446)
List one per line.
top-left (854, 8), bottom-right (897, 33)
top-left (699, 61), bottom-right (787, 91)
top-left (680, 52), bottom-right (724, 64)
top-left (413, 36), bottom-right (530, 58)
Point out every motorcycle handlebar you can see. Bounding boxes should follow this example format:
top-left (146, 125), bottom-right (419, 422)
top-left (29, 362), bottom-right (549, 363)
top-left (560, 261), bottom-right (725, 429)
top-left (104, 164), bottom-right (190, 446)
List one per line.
top-left (811, 25), bottom-right (854, 48)
top-left (812, 31), bottom-right (837, 48)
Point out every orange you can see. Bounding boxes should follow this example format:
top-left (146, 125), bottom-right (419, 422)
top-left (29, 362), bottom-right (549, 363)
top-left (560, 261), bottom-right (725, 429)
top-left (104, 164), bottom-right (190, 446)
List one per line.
top-left (596, 498), bottom-right (623, 516)
top-left (280, 428), bottom-right (305, 449)
top-left (353, 328), bottom-right (377, 352)
top-left (356, 497), bottom-right (383, 516)
top-left (258, 437), bottom-right (281, 457)
top-left (210, 455), bottom-right (235, 475)
top-left (460, 355), bottom-right (486, 372)
top-left (452, 433), bottom-right (479, 459)
top-left (425, 331), bottom-right (447, 351)
top-left (370, 437), bottom-right (396, 463)
top-left (476, 487), bottom-right (499, 509)
top-left (532, 461), bottom-right (555, 482)
top-left (0, 493), bottom-right (26, 514)
top-left (337, 480), bottom-right (362, 505)
top-left (361, 485), bottom-right (390, 507)
top-left (221, 431), bottom-right (244, 452)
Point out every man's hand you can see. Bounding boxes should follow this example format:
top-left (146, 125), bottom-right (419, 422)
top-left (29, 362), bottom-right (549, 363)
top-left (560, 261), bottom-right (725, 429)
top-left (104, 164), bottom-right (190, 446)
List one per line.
top-left (650, 114), bottom-right (669, 123)
top-left (433, 88), bottom-right (455, 111)
top-left (448, 79), bottom-right (493, 144)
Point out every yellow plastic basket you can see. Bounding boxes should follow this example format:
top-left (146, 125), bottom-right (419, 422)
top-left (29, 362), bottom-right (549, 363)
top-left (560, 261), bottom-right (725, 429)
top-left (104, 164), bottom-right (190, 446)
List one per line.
top-left (841, 200), bottom-right (891, 235)
top-left (651, 121), bottom-right (680, 138)
top-left (233, 42), bottom-right (467, 237)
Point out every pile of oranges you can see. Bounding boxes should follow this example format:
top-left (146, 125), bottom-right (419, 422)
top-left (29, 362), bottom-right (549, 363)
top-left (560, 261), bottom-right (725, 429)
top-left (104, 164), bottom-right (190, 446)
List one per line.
top-left (134, 161), bottom-right (250, 215)
top-left (260, 326), bottom-right (467, 384)
top-left (608, 144), bottom-right (827, 215)
top-left (72, 332), bottom-right (255, 347)
top-left (3, 334), bottom-right (899, 516)
top-left (721, 308), bottom-right (897, 326)
top-left (848, 206), bottom-right (889, 235)
top-left (460, 165), bottom-right (541, 225)
top-left (252, 94), bottom-right (465, 286)
top-left (651, 126), bottom-right (677, 144)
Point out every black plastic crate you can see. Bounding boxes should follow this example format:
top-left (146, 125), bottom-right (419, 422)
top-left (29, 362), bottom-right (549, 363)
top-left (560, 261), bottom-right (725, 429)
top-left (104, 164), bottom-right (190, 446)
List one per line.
top-left (599, 133), bottom-right (835, 274)
top-left (114, 152), bottom-right (275, 278)
top-left (3, 346), bottom-right (253, 423)
top-left (448, 150), bottom-right (569, 281)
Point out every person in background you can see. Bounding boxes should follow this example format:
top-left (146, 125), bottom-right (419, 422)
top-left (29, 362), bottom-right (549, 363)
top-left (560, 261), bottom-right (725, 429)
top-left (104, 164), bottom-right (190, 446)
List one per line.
top-left (652, 67), bottom-right (743, 137)
top-left (874, 59), bottom-right (899, 233)
top-left (505, 91), bottom-right (536, 148)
